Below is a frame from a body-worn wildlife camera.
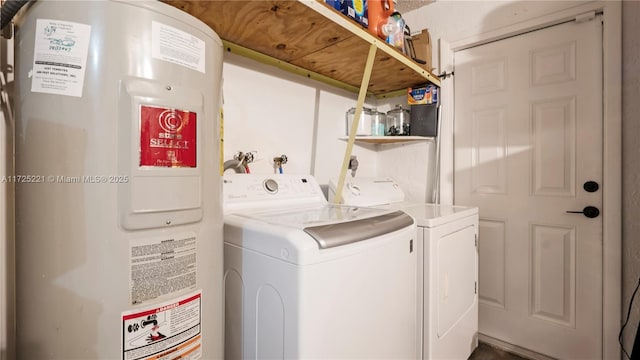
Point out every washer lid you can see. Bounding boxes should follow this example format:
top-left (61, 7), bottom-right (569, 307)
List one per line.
top-left (235, 204), bottom-right (414, 249)
top-left (304, 210), bottom-right (414, 249)
top-left (394, 203), bottom-right (478, 228)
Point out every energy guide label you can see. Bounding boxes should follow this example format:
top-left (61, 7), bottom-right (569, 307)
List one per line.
top-left (122, 291), bottom-right (202, 360)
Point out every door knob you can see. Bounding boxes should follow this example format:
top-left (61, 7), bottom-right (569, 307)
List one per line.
top-left (566, 206), bottom-right (600, 218)
top-left (583, 181), bottom-right (599, 193)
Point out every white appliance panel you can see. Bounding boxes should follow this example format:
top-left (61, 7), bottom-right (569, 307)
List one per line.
top-left (331, 177), bottom-right (479, 360)
top-left (437, 225), bottom-right (478, 337)
top-left (223, 174), bottom-right (418, 359)
top-left (223, 173), bottom-right (326, 212)
top-left (412, 206), bottom-right (478, 360)
top-left (399, 202), bottom-right (479, 228)
top-left (224, 225), bottom-right (417, 359)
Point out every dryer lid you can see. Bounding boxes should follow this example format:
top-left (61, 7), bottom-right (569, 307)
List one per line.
top-left (396, 203), bottom-right (478, 228)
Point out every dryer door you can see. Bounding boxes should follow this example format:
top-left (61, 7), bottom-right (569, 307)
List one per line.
top-left (425, 218), bottom-right (479, 360)
top-left (436, 224), bottom-right (477, 337)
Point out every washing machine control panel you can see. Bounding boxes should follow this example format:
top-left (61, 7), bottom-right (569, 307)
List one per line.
top-left (263, 179), bottom-right (279, 193)
top-left (223, 174), bottom-right (327, 210)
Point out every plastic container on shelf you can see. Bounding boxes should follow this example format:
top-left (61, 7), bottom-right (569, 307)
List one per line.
top-left (386, 104), bottom-right (411, 135)
top-left (381, 12), bottom-right (405, 52)
top-left (367, 0), bottom-right (393, 39)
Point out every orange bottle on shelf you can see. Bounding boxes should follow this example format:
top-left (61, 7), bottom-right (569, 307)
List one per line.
top-left (367, 0), bottom-right (394, 39)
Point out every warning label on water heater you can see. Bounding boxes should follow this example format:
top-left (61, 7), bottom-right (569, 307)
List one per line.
top-left (31, 19), bottom-right (91, 97)
top-left (130, 233), bottom-right (197, 305)
top-left (140, 105), bottom-right (197, 168)
top-left (122, 290), bottom-right (202, 360)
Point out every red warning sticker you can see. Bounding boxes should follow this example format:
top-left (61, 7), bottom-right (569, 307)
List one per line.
top-left (140, 105), bottom-right (197, 168)
top-left (122, 291), bottom-right (202, 360)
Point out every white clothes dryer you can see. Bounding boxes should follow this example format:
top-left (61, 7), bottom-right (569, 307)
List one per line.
top-left (329, 177), bottom-right (479, 360)
top-left (223, 174), bottom-right (418, 359)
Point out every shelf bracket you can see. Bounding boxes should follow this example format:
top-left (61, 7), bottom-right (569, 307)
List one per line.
top-left (333, 42), bottom-right (377, 205)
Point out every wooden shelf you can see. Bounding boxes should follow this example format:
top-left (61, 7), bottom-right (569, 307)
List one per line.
top-left (162, 0), bottom-right (440, 97)
top-left (339, 136), bottom-right (434, 144)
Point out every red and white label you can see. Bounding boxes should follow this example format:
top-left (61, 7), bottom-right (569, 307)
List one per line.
top-left (140, 105), bottom-right (197, 168)
top-left (122, 291), bottom-right (202, 360)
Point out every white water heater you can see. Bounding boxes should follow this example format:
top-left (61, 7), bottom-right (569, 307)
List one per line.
top-left (13, 1), bottom-right (224, 358)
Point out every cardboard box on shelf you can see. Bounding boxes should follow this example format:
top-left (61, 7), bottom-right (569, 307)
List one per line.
top-left (411, 29), bottom-right (432, 72)
top-left (408, 84), bottom-right (438, 105)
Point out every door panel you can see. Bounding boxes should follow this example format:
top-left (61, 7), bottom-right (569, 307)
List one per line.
top-left (477, 219), bottom-right (506, 309)
top-left (530, 224), bottom-right (576, 328)
top-left (471, 109), bottom-right (508, 194)
top-left (454, 17), bottom-right (603, 359)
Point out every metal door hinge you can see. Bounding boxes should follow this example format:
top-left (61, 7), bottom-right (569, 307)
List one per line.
top-left (410, 239), bottom-right (414, 253)
top-left (475, 282), bottom-right (477, 294)
top-left (475, 234), bottom-right (478, 247)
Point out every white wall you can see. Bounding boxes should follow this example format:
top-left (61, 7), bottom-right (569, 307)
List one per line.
top-left (404, 1), bottom-right (596, 44)
top-left (222, 52), bottom-right (434, 201)
top-left (222, 52), bottom-right (379, 183)
top-left (376, 96), bottom-right (436, 202)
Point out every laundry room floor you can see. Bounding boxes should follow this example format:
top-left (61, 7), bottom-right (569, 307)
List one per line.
top-left (469, 342), bottom-right (530, 360)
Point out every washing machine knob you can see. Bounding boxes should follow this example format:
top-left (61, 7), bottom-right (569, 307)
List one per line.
top-left (264, 179), bottom-right (279, 193)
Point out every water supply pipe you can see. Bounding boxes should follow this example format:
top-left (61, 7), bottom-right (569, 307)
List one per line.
top-left (1, 0), bottom-right (31, 31)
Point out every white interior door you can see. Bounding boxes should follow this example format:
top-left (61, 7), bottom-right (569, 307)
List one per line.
top-left (454, 16), bottom-right (603, 359)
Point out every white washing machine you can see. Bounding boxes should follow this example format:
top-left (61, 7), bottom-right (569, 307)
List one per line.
top-left (223, 174), bottom-right (418, 359)
top-left (329, 177), bottom-right (479, 360)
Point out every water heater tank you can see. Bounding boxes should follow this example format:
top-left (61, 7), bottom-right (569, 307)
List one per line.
top-left (13, 1), bottom-right (224, 358)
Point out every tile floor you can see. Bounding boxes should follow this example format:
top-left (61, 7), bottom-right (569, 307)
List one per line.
top-left (468, 342), bottom-right (529, 360)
